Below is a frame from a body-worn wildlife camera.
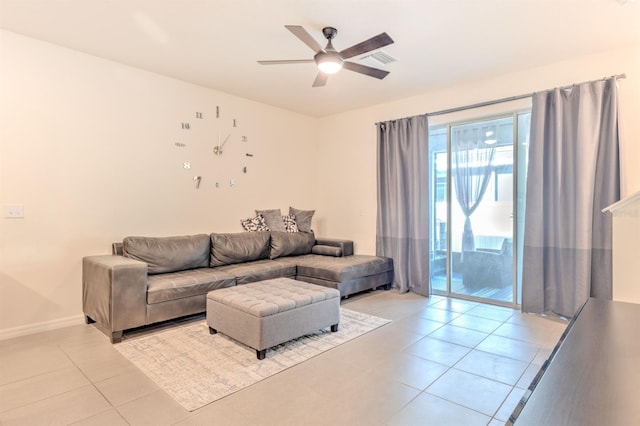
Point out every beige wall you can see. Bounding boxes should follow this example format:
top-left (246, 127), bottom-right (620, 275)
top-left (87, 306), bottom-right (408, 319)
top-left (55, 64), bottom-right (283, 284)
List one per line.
top-left (0, 30), bottom-right (318, 334)
top-left (2, 29), bottom-right (638, 336)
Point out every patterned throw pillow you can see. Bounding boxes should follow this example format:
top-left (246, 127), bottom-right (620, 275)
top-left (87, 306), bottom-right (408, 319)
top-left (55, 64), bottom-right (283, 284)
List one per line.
top-left (240, 214), bottom-right (269, 232)
top-left (283, 214), bottom-right (299, 233)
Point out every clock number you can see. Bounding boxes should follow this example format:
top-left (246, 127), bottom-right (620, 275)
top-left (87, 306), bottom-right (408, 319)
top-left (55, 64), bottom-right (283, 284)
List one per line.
top-left (242, 166), bottom-right (247, 174)
top-left (195, 112), bottom-right (203, 119)
top-left (242, 136), bottom-right (248, 142)
top-left (193, 176), bottom-right (202, 189)
top-left (181, 122), bottom-right (190, 130)
top-left (183, 162), bottom-right (191, 169)
top-left (230, 179), bottom-right (235, 187)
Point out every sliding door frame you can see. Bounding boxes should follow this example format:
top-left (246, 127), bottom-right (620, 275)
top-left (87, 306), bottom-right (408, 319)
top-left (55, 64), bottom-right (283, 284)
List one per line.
top-left (431, 109), bottom-right (529, 309)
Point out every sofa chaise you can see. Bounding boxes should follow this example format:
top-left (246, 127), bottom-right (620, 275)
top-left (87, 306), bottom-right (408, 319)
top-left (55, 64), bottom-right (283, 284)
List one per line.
top-left (82, 231), bottom-right (394, 343)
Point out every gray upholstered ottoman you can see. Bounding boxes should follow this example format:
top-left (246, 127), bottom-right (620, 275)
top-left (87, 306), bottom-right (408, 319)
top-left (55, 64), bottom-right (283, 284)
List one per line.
top-left (206, 277), bottom-right (340, 359)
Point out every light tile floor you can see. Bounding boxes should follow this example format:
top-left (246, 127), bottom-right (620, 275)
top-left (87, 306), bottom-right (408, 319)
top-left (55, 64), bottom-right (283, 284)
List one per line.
top-left (0, 290), bottom-right (567, 425)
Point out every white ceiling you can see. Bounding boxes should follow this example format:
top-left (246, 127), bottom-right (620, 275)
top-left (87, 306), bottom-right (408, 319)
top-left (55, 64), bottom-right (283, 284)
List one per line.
top-left (1, 0), bottom-right (638, 117)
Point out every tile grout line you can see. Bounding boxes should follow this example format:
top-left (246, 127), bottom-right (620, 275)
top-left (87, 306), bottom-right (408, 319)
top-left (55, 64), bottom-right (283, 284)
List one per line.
top-left (417, 305), bottom-right (536, 424)
top-left (58, 344), bottom-right (128, 424)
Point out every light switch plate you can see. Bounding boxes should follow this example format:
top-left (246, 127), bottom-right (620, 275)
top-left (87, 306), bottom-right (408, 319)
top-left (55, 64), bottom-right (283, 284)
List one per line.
top-left (4, 204), bottom-right (24, 218)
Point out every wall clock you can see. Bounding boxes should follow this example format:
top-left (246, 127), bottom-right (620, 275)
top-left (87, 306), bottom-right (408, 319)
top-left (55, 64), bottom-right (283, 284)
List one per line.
top-left (175, 106), bottom-right (252, 190)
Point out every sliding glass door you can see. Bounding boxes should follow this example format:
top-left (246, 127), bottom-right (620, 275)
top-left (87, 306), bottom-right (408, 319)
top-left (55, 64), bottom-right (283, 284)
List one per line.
top-left (429, 112), bottom-right (530, 306)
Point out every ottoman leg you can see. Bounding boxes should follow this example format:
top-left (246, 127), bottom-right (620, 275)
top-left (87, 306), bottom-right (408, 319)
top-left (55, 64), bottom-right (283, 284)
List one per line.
top-left (257, 349), bottom-right (266, 360)
top-left (331, 324), bottom-right (339, 332)
top-left (209, 327), bottom-right (217, 334)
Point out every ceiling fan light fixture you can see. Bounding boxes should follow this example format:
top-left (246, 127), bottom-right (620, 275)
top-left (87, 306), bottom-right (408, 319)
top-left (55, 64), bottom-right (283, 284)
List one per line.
top-left (315, 51), bottom-right (344, 74)
top-left (317, 60), bottom-right (343, 74)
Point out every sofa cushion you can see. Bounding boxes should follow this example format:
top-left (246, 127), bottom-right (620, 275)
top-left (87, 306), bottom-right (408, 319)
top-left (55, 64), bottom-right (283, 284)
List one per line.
top-left (255, 209), bottom-right (286, 232)
top-left (146, 268), bottom-right (236, 304)
top-left (122, 234), bottom-right (210, 275)
top-left (289, 207), bottom-right (315, 233)
top-left (210, 232), bottom-right (270, 267)
top-left (295, 254), bottom-right (393, 282)
top-left (215, 259), bottom-right (297, 284)
top-left (269, 231), bottom-right (315, 259)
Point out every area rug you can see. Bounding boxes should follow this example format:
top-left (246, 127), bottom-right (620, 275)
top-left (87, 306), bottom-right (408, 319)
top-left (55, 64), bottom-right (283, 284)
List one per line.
top-left (115, 308), bottom-right (390, 411)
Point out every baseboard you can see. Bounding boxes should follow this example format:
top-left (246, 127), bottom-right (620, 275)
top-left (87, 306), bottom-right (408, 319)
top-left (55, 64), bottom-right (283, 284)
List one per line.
top-left (0, 314), bottom-right (86, 341)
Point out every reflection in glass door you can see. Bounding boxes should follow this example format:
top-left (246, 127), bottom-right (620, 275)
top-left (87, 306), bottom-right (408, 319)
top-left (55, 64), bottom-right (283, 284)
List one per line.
top-left (429, 113), bottom-right (530, 306)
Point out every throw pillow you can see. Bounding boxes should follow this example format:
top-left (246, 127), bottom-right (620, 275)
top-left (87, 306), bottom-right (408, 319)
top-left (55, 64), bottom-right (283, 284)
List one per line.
top-left (283, 214), bottom-right (299, 233)
top-left (289, 207), bottom-right (315, 233)
top-left (240, 214), bottom-right (269, 232)
top-left (269, 231), bottom-right (315, 259)
top-left (255, 209), bottom-right (286, 232)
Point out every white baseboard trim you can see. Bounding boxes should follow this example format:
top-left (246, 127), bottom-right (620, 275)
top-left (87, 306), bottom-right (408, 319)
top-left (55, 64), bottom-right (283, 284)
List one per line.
top-left (0, 314), bottom-right (86, 341)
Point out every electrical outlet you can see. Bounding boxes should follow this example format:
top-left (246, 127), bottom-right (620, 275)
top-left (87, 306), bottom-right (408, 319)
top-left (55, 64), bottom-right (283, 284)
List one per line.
top-left (4, 204), bottom-right (25, 218)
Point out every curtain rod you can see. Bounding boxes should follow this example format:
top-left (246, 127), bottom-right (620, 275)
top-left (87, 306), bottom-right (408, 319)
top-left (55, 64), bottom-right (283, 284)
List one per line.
top-left (376, 73), bottom-right (626, 124)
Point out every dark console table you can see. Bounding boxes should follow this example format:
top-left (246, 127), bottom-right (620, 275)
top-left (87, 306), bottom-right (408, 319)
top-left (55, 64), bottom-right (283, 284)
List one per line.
top-left (508, 297), bottom-right (640, 425)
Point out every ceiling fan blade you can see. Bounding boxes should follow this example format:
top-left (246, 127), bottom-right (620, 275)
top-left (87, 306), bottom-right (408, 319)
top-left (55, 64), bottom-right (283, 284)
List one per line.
top-left (340, 33), bottom-right (394, 59)
top-left (285, 25), bottom-right (324, 53)
top-left (257, 59), bottom-right (314, 65)
top-left (312, 73), bottom-right (328, 87)
top-left (342, 62), bottom-right (390, 80)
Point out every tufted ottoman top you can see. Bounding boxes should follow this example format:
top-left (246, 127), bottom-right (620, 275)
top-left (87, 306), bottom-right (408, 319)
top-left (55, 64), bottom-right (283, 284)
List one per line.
top-left (207, 277), bottom-right (340, 318)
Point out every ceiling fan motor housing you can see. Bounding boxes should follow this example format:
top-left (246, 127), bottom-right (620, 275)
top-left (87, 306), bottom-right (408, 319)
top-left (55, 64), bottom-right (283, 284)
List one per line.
top-left (314, 50), bottom-right (343, 73)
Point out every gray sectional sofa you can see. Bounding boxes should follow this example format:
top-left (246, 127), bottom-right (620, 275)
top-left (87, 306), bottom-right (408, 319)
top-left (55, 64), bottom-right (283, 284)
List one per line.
top-left (82, 231), bottom-right (394, 343)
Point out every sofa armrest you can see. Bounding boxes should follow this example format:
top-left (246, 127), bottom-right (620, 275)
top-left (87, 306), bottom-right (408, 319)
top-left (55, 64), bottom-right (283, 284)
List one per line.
top-left (82, 255), bottom-right (148, 340)
top-left (314, 238), bottom-right (354, 257)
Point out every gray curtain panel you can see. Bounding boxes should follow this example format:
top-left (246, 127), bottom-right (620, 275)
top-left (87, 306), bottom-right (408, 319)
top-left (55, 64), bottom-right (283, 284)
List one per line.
top-left (376, 115), bottom-right (430, 295)
top-left (522, 77), bottom-right (620, 317)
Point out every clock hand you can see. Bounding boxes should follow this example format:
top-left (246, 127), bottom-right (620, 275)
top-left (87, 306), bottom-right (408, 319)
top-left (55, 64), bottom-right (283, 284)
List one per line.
top-left (219, 134), bottom-right (231, 149)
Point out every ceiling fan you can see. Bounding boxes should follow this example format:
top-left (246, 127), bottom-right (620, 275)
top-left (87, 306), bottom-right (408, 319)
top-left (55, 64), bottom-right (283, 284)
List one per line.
top-left (258, 25), bottom-right (394, 87)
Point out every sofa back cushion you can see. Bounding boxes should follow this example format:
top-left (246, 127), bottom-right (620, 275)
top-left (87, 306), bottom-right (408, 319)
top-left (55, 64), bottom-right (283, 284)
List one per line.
top-left (270, 231), bottom-right (315, 259)
top-left (210, 232), bottom-right (270, 267)
top-left (122, 234), bottom-right (210, 275)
